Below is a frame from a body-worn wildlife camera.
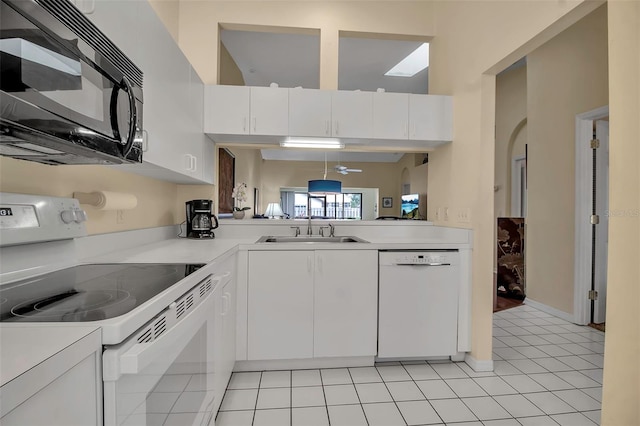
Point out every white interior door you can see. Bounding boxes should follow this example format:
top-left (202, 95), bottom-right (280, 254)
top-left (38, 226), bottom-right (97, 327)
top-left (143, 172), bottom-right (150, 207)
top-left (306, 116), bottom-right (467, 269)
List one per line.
top-left (593, 120), bottom-right (609, 324)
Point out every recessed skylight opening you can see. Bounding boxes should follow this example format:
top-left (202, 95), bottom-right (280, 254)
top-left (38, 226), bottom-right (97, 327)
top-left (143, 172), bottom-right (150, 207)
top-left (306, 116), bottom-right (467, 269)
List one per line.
top-left (384, 43), bottom-right (429, 78)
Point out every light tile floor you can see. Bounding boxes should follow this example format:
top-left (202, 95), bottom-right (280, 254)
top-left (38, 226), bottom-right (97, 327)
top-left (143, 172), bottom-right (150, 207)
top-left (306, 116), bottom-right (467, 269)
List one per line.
top-left (216, 304), bottom-right (603, 425)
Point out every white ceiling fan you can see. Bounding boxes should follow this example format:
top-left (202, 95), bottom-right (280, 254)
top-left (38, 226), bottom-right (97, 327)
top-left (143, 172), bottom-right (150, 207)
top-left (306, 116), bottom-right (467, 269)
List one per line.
top-left (334, 164), bottom-right (362, 175)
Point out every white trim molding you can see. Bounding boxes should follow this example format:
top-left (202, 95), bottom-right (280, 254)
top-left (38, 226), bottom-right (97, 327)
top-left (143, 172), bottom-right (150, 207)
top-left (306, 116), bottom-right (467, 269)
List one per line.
top-left (574, 106), bottom-right (609, 325)
top-left (464, 354), bottom-right (494, 372)
top-left (525, 298), bottom-right (574, 323)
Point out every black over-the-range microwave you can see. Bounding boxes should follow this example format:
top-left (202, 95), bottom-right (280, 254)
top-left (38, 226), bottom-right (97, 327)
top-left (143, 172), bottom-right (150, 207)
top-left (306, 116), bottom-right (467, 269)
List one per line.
top-left (0, 0), bottom-right (143, 165)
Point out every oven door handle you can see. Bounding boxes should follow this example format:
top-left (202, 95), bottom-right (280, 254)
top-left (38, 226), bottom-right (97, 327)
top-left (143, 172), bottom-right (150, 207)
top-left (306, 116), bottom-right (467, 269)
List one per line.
top-left (117, 292), bottom-right (211, 377)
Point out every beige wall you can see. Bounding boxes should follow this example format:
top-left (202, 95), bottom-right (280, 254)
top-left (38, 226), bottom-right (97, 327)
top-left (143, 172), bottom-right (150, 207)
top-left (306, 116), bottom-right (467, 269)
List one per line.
top-left (226, 149), bottom-right (431, 218)
top-left (260, 159), bottom-right (401, 216)
top-left (495, 65), bottom-right (527, 218)
top-left (178, 1), bottom-right (435, 87)
top-left (0, 157), bottom-right (178, 235)
top-left (428, 0), bottom-right (604, 363)
top-left (601, 1), bottom-right (640, 424)
top-left (225, 147), bottom-right (262, 214)
top-left (148, 0), bottom-right (180, 42)
top-left (526, 5), bottom-right (608, 314)
top-left (220, 43), bottom-right (246, 86)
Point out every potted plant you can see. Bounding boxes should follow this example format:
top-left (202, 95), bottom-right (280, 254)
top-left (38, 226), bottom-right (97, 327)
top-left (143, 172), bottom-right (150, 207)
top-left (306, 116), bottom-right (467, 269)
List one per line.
top-left (231, 182), bottom-right (251, 219)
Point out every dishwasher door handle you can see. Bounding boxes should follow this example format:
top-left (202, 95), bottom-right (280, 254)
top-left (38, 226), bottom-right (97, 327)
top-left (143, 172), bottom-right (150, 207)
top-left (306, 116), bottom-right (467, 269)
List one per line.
top-left (393, 263), bottom-right (452, 267)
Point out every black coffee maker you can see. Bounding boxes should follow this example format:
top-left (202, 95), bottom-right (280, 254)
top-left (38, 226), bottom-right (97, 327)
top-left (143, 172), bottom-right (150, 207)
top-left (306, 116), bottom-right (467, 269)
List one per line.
top-left (185, 200), bottom-right (219, 239)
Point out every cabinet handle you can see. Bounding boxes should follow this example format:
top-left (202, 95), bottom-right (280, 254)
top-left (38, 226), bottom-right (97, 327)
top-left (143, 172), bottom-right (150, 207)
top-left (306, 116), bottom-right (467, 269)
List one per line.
top-left (317, 255), bottom-right (323, 274)
top-left (334, 121), bottom-right (339, 135)
top-left (222, 294), bottom-right (230, 316)
top-left (411, 122), bottom-right (416, 138)
top-left (252, 117), bottom-right (256, 133)
top-left (242, 117), bottom-right (247, 132)
top-left (191, 155), bottom-right (197, 172)
top-left (184, 154), bottom-right (191, 171)
top-left (404, 121), bottom-right (408, 138)
top-left (142, 130), bottom-right (149, 152)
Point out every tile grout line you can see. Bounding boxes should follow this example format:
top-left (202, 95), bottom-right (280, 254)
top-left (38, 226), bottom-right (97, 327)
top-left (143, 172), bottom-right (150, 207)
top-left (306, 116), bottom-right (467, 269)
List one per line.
top-left (346, 367), bottom-right (371, 426)
top-left (318, 369), bottom-right (332, 426)
top-left (250, 371), bottom-right (263, 426)
top-left (374, 365), bottom-right (409, 426)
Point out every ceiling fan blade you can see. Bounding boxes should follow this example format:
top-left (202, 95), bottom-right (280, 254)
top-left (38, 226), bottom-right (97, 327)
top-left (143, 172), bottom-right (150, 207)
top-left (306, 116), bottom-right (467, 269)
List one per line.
top-left (346, 168), bottom-right (362, 173)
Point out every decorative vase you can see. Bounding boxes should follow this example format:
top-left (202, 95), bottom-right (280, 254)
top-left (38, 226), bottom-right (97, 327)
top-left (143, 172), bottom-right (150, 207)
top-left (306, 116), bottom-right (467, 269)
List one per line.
top-left (232, 210), bottom-right (245, 220)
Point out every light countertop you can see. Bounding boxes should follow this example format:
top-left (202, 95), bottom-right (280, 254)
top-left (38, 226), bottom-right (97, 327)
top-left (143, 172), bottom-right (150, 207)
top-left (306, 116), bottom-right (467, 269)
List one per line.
top-left (0, 326), bottom-right (99, 387)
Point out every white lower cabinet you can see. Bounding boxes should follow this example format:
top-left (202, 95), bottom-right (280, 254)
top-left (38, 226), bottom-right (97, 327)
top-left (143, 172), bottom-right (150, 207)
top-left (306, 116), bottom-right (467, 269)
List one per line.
top-left (0, 329), bottom-right (102, 426)
top-left (247, 250), bottom-right (377, 361)
top-left (213, 255), bottom-right (237, 413)
top-left (314, 250), bottom-right (378, 358)
top-left (248, 251), bottom-right (314, 360)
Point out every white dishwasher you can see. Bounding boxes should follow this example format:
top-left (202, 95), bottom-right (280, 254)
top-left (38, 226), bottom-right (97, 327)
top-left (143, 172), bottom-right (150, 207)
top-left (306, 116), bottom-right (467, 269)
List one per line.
top-left (378, 250), bottom-right (460, 359)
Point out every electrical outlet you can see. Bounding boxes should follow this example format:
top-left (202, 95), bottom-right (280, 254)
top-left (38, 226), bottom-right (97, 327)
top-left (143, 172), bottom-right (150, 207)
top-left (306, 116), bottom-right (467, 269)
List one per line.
top-left (116, 210), bottom-right (125, 224)
top-left (444, 207), bottom-right (449, 221)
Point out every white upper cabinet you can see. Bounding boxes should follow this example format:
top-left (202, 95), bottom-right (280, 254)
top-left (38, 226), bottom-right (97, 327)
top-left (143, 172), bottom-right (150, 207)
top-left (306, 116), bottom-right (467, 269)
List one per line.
top-left (331, 91), bottom-right (373, 138)
top-left (204, 85), bottom-right (288, 136)
top-left (373, 92), bottom-right (409, 140)
top-left (204, 85), bottom-right (251, 134)
top-left (204, 85), bottom-right (452, 144)
top-left (250, 87), bottom-right (289, 135)
top-left (86, 0), bottom-right (214, 184)
top-left (289, 88), bottom-right (332, 137)
top-left (409, 94), bottom-right (453, 141)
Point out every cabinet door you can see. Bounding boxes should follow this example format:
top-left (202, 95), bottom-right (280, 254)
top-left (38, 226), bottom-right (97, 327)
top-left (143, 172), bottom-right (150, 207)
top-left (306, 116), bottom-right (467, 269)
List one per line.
top-left (80, 0), bottom-right (140, 62)
top-left (409, 94), bottom-right (453, 141)
top-left (137, 1), bottom-right (186, 172)
top-left (0, 331), bottom-right (101, 426)
top-left (331, 91), bottom-right (373, 138)
top-left (289, 88), bottom-right (332, 137)
top-left (222, 276), bottom-right (237, 389)
top-left (204, 85), bottom-right (250, 134)
top-left (250, 87), bottom-right (289, 135)
top-left (184, 67), bottom-right (215, 183)
top-left (314, 250), bottom-right (378, 358)
top-left (248, 251), bottom-right (314, 360)
top-left (373, 92), bottom-right (409, 139)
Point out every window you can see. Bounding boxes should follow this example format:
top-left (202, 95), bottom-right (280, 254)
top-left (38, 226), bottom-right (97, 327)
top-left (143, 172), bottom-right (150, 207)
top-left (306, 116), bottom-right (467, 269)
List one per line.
top-left (283, 191), bottom-right (363, 220)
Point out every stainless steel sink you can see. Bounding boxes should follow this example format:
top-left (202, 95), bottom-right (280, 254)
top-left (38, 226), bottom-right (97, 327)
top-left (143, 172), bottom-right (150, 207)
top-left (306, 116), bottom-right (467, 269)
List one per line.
top-left (256, 235), bottom-right (369, 243)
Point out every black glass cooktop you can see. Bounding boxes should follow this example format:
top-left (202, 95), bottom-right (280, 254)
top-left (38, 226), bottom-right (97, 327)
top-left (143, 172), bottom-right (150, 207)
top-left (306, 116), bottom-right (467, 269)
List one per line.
top-left (0, 263), bottom-right (205, 322)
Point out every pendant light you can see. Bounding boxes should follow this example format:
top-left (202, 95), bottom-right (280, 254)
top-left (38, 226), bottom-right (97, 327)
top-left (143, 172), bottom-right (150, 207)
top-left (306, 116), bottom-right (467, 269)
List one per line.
top-left (308, 152), bottom-right (342, 195)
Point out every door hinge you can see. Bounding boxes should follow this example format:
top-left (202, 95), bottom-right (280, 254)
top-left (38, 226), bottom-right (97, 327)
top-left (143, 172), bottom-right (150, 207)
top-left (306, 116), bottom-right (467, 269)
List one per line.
top-left (588, 290), bottom-right (598, 300)
top-left (590, 139), bottom-right (600, 149)
top-left (590, 214), bottom-right (600, 225)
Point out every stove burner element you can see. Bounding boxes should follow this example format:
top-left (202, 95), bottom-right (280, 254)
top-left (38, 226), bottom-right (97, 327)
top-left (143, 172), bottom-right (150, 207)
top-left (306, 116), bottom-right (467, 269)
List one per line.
top-left (11, 289), bottom-right (132, 322)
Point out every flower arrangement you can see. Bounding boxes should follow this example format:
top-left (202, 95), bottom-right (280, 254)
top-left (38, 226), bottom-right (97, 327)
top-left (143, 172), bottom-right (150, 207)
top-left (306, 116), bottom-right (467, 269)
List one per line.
top-left (231, 182), bottom-right (251, 211)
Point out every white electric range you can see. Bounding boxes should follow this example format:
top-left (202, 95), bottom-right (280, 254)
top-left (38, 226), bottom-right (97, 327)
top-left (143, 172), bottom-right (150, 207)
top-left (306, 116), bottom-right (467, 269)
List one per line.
top-left (0, 193), bottom-right (227, 426)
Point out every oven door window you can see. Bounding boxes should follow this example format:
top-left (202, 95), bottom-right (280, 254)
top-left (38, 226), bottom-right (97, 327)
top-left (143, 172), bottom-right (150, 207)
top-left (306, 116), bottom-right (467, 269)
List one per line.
top-left (103, 296), bottom-right (216, 426)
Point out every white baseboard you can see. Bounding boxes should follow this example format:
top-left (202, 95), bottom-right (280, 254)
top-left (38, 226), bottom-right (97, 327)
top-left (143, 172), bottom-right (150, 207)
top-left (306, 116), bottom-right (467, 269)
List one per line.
top-left (464, 354), bottom-right (494, 372)
top-left (234, 356), bottom-right (374, 372)
top-left (524, 298), bottom-right (574, 323)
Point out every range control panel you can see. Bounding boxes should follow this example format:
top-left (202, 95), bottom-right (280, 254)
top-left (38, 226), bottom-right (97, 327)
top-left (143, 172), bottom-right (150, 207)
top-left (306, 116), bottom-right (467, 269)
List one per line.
top-left (379, 251), bottom-right (458, 266)
top-left (0, 193), bottom-right (87, 247)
